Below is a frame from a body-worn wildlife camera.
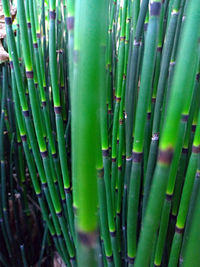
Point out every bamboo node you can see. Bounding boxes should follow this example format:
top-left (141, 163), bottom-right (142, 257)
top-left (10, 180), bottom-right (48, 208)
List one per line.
top-left (110, 230), bottom-right (116, 237)
top-left (78, 231), bottom-right (97, 247)
top-left (36, 192), bottom-right (42, 198)
top-left (97, 168), bottom-right (104, 178)
top-left (196, 171), bottom-right (200, 179)
top-left (175, 226), bottom-right (184, 234)
top-left (192, 146), bottom-right (200, 154)
top-left (56, 211), bottom-right (62, 218)
top-left (5, 17), bottom-right (12, 25)
top-left (112, 157), bottom-right (116, 162)
top-left (41, 183), bottom-right (48, 189)
top-left (132, 152), bottom-right (143, 162)
top-left (67, 16), bottom-right (74, 30)
top-left (42, 101), bottom-right (46, 107)
top-left (192, 125), bottom-right (196, 132)
top-left (26, 71), bottom-right (34, 79)
top-left (127, 256), bottom-right (135, 264)
top-left (27, 22), bottom-right (31, 28)
top-left (33, 43), bottom-right (38, 48)
top-left (49, 11), bottom-right (56, 20)
top-left (158, 148), bottom-right (173, 164)
top-left (40, 150), bottom-right (48, 158)
top-left (64, 188), bottom-right (71, 194)
top-left (106, 255), bottom-right (113, 262)
top-left (166, 194), bottom-right (173, 201)
top-left (181, 114), bottom-right (189, 122)
top-left (150, 2), bottom-right (161, 16)
top-left (144, 23), bottom-right (148, 32)
top-left (22, 110), bottom-right (29, 117)
top-left (54, 106), bottom-right (62, 114)
top-left (102, 149), bottom-right (109, 157)
top-left (182, 148), bottom-right (188, 154)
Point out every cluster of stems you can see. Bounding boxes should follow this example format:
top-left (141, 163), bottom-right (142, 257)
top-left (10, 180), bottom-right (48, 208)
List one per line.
top-left (0, 0), bottom-right (200, 266)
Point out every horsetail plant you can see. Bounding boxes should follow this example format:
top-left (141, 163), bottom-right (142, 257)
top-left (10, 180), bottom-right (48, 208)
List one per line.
top-left (0, 0), bottom-right (200, 266)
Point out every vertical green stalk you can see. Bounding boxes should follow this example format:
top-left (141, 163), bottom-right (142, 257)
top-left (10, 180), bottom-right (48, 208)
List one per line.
top-left (134, 0), bottom-right (200, 266)
top-left (127, 1), bottom-right (161, 264)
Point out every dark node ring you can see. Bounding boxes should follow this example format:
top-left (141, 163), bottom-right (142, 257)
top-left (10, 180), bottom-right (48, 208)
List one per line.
top-left (112, 157), bottom-right (117, 162)
top-left (49, 10), bottom-right (56, 20)
top-left (152, 97), bottom-right (156, 103)
top-left (64, 187), bottom-right (71, 194)
top-left (157, 46), bottom-right (162, 52)
top-left (192, 145), bottom-right (200, 154)
top-left (110, 231), bottom-right (116, 237)
top-left (192, 125), bottom-right (196, 132)
top-left (118, 166), bottom-right (122, 171)
top-left (42, 101), bottom-right (46, 107)
top-left (106, 255), bottom-right (113, 262)
top-left (115, 96), bottom-right (121, 102)
top-left (196, 73), bottom-right (200, 81)
top-left (23, 110), bottom-right (29, 117)
top-left (17, 141), bottom-right (22, 146)
top-left (54, 106), bottom-right (62, 114)
top-left (36, 33), bottom-right (41, 38)
top-left (27, 22), bottom-right (31, 28)
top-left (166, 194), bottom-right (173, 201)
top-left (61, 199), bottom-right (66, 204)
top-left (127, 256), bottom-right (135, 264)
top-left (5, 17), bottom-right (12, 25)
top-left (52, 153), bottom-right (57, 158)
top-left (61, 86), bottom-right (65, 90)
top-left (170, 213), bottom-right (176, 219)
top-left (78, 231), bottom-right (97, 246)
top-left (43, 86), bottom-right (47, 91)
top-left (196, 171), bottom-right (200, 179)
top-left (150, 2), bottom-right (161, 16)
top-left (123, 74), bottom-right (126, 80)
top-left (97, 168), bottom-right (104, 178)
top-left (10, 61), bottom-right (14, 69)
top-left (147, 112), bottom-right (151, 120)
top-left (181, 114), bottom-right (189, 122)
top-left (182, 148), bottom-right (188, 154)
top-left (120, 36), bottom-right (125, 41)
top-left (158, 148), bottom-right (173, 164)
top-left (175, 226), bottom-right (184, 234)
top-left (33, 43), bottom-right (38, 48)
top-left (132, 151), bottom-right (143, 162)
top-left (56, 211), bottom-right (62, 218)
top-left (26, 71), bottom-right (34, 79)
top-left (41, 183), bottom-right (48, 189)
top-left (36, 192), bottom-right (42, 198)
top-left (70, 256), bottom-right (76, 261)
top-left (54, 181), bottom-right (58, 186)
top-left (40, 150), bottom-right (48, 158)
top-left (57, 234), bottom-right (62, 238)
top-left (144, 23), bottom-right (148, 32)
top-left (52, 233), bottom-right (56, 239)
top-left (102, 149), bottom-right (109, 157)
top-left (67, 17), bottom-right (74, 30)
